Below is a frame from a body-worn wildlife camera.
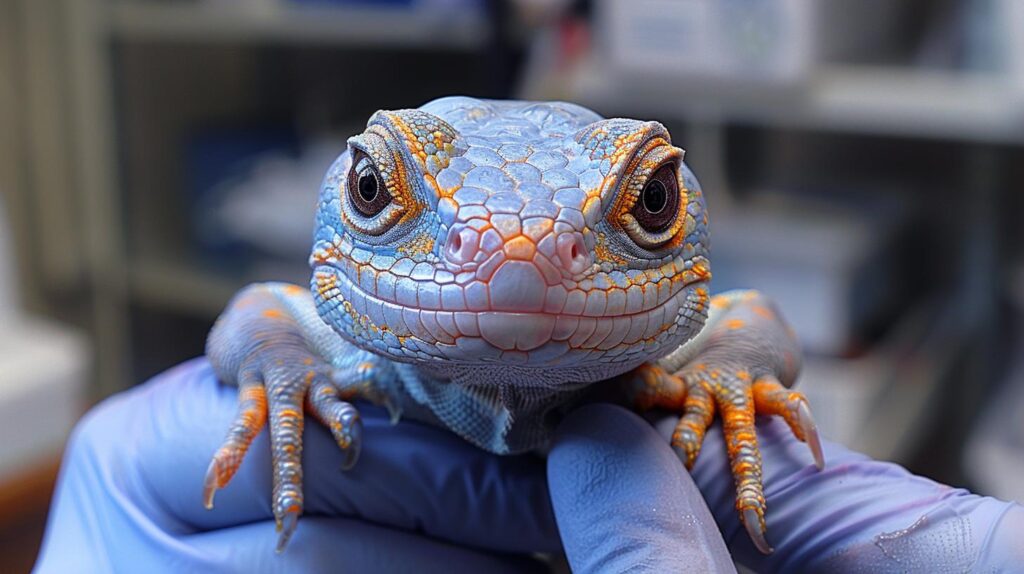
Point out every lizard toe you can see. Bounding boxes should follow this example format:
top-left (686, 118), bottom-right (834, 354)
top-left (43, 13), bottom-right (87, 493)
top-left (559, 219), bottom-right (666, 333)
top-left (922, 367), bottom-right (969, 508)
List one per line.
top-left (753, 376), bottom-right (824, 470)
top-left (669, 373), bottom-right (715, 470)
top-left (306, 375), bottom-right (363, 470)
top-left (203, 371), bottom-right (267, 510)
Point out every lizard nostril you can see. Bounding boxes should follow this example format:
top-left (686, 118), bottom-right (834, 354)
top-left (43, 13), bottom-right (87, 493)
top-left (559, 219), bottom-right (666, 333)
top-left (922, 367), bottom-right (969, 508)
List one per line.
top-left (557, 232), bottom-right (591, 275)
top-left (444, 225), bottom-right (480, 265)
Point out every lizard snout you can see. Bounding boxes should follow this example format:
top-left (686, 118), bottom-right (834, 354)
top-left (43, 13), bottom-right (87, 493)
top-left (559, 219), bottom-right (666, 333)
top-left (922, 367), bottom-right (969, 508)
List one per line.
top-left (444, 222), bottom-right (592, 277)
top-left (443, 220), bottom-right (594, 314)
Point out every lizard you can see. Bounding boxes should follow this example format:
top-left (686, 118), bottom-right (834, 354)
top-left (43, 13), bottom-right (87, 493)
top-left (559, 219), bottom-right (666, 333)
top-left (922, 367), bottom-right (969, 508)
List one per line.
top-left (202, 96), bottom-right (825, 556)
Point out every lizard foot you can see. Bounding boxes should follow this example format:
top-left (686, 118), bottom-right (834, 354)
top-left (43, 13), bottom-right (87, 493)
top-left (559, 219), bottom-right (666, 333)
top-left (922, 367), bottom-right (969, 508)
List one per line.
top-left (629, 360), bottom-right (823, 555)
top-left (204, 355), bottom-right (364, 553)
top-left (675, 365), bottom-right (822, 554)
top-left (625, 291), bottom-right (825, 554)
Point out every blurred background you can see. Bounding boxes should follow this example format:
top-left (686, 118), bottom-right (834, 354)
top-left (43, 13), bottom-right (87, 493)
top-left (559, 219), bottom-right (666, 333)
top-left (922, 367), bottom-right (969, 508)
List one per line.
top-left (3, 0), bottom-right (1024, 570)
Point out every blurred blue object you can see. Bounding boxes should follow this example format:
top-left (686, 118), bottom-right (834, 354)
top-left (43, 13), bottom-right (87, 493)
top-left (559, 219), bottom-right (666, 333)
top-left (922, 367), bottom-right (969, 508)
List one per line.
top-left (196, 138), bottom-right (343, 263)
top-left (185, 127), bottom-right (299, 267)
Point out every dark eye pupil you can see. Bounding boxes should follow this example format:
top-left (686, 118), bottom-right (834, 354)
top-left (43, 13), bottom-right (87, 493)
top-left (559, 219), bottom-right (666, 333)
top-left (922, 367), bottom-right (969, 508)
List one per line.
top-left (629, 163), bottom-right (680, 237)
top-left (642, 180), bottom-right (667, 214)
top-left (358, 172), bottom-right (378, 202)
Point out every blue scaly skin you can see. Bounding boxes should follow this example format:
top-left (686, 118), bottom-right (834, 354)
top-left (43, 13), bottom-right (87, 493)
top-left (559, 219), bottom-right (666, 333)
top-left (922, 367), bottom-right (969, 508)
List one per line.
top-left (203, 97), bottom-right (824, 555)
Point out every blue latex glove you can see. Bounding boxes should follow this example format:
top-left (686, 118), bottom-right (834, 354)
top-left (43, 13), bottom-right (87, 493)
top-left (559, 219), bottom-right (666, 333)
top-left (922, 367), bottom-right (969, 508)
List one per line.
top-left (35, 358), bottom-right (1024, 572)
top-left (33, 358), bottom-right (563, 573)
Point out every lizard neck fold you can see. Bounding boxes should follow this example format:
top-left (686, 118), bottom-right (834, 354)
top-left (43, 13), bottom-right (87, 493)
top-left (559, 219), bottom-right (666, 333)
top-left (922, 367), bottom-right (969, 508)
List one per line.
top-left (392, 362), bottom-right (590, 454)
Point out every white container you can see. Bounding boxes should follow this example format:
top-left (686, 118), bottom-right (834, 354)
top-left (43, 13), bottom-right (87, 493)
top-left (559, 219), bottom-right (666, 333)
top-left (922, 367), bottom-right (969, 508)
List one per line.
top-left (0, 320), bottom-right (89, 480)
top-left (595, 0), bottom-right (815, 85)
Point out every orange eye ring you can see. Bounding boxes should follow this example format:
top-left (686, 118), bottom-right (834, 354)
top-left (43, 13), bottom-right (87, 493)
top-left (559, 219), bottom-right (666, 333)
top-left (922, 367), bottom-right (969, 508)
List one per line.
top-left (608, 140), bottom-right (688, 251)
top-left (631, 163), bottom-right (679, 233)
top-left (341, 130), bottom-right (417, 237)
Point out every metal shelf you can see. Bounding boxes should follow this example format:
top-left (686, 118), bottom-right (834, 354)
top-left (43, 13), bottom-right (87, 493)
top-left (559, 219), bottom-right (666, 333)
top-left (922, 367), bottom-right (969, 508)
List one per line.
top-left (106, 1), bottom-right (487, 50)
top-left (569, 63), bottom-right (1024, 144)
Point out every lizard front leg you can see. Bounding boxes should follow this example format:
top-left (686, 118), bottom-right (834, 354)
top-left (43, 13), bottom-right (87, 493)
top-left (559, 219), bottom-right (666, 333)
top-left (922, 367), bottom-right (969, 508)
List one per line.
top-left (203, 282), bottom-right (395, 551)
top-left (627, 289), bottom-right (823, 554)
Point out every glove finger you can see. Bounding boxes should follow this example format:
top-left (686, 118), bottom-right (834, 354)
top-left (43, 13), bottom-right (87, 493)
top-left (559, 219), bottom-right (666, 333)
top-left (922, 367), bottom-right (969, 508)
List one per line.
top-left (550, 404), bottom-right (735, 573)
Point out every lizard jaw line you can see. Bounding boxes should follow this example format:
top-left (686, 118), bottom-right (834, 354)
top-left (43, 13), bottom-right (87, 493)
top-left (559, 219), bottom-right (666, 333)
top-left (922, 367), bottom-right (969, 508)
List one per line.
top-left (314, 263), bottom-right (708, 366)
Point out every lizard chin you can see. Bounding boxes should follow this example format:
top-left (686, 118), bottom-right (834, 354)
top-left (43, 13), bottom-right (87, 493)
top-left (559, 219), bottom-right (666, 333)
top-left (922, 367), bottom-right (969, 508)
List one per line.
top-left (312, 263), bottom-right (709, 382)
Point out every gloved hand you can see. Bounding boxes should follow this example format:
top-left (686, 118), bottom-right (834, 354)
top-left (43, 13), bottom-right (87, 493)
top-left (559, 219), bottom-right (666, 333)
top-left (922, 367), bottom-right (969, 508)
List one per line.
top-left (35, 358), bottom-right (1024, 573)
top-left (33, 357), bottom-right (560, 573)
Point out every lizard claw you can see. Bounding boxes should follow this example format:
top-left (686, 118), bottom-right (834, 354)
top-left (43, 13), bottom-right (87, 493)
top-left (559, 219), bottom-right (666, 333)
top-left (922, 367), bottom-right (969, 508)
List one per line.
top-left (797, 400), bottom-right (825, 470)
top-left (202, 459), bottom-right (221, 510)
top-left (339, 408), bottom-right (362, 471)
top-left (203, 377), bottom-right (268, 512)
top-left (751, 376), bottom-right (825, 471)
top-left (307, 378), bottom-right (365, 470)
top-left (275, 509), bottom-right (300, 553)
top-left (743, 508), bottom-right (773, 554)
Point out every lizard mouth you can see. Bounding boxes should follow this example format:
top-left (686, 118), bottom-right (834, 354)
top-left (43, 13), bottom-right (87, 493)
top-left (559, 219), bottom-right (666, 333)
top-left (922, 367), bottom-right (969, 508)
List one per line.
top-left (313, 260), bottom-right (709, 367)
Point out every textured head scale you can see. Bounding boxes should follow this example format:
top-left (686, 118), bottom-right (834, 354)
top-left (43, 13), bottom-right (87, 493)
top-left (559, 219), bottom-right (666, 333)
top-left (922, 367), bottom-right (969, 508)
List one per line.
top-left (312, 96), bottom-right (710, 387)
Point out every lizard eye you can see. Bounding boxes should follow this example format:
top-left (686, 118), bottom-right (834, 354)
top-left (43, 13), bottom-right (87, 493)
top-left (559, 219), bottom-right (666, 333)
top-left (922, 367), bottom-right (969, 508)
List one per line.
top-left (348, 150), bottom-right (393, 217)
top-left (632, 163), bottom-right (679, 233)
top-left (616, 150), bottom-right (688, 252)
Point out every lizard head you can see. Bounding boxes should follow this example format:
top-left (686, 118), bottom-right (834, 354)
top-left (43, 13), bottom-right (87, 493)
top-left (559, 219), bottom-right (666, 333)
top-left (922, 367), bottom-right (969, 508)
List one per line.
top-left (311, 96), bottom-right (710, 387)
